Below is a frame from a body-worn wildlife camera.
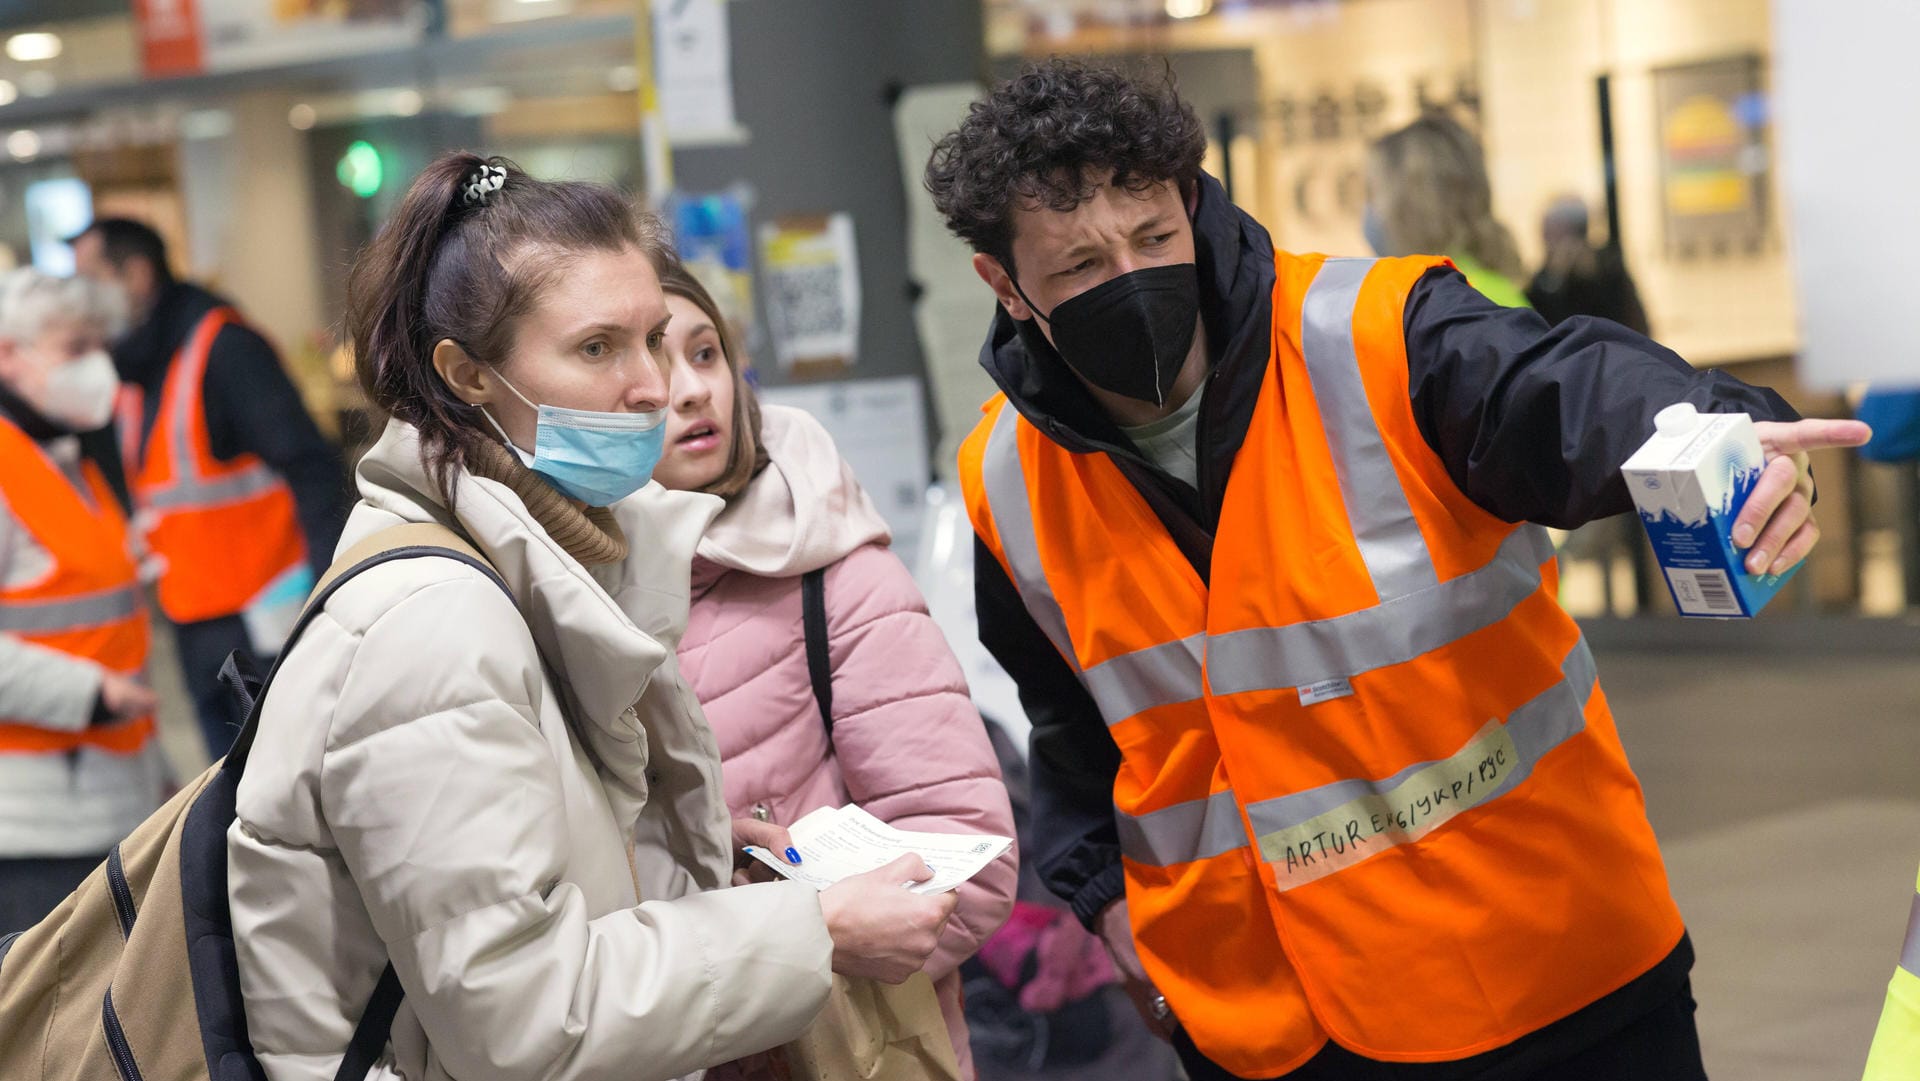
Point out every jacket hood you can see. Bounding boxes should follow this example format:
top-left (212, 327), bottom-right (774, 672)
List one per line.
top-left (694, 404), bottom-right (891, 585)
top-left (346, 419), bottom-right (731, 883)
top-left (978, 172), bottom-right (1275, 460)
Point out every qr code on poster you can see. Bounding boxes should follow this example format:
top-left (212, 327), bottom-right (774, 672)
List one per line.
top-left (768, 264), bottom-right (847, 341)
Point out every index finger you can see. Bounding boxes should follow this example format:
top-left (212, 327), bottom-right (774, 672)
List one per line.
top-left (1754, 418), bottom-right (1873, 456)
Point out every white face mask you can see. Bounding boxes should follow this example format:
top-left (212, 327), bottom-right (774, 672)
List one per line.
top-left (38, 350), bottom-right (121, 431)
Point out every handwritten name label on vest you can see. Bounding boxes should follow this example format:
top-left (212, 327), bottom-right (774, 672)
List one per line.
top-left (1254, 719), bottom-right (1517, 890)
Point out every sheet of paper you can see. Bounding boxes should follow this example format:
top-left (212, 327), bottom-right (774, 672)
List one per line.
top-left (743, 805), bottom-right (1011, 896)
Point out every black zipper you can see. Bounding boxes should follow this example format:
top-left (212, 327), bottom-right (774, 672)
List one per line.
top-left (105, 845), bottom-right (137, 940)
top-left (101, 988), bottom-right (145, 1081)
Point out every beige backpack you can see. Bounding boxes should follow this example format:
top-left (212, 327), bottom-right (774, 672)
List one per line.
top-left (0, 524), bottom-right (503, 1081)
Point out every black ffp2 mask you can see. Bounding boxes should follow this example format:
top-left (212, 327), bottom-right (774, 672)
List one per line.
top-left (1014, 263), bottom-right (1201, 407)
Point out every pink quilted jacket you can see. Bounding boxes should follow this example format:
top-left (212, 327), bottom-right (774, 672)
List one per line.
top-left (678, 406), bottom-right (1017, 1079)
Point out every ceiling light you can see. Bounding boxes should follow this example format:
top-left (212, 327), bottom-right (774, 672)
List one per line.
top-left (7, 129), bottom-right (42, 160)
top-left (0, 81), bottom-right (16, 108)
top-left (1166, 0), bottom-right (1212, 18)
top-left (6, 33), bottom-right (62, 63)
top-left (607, 65), bottom-right (639, 93)
top-left (288, 103), bottom-right (317, 130)
top-left (390, 89), bottom-right (424, 117)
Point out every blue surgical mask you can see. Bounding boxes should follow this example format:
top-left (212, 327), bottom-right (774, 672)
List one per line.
top-left (481, 371), bottom-right (667, 507)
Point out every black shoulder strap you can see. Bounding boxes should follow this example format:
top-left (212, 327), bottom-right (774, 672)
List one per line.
top-left (213, 526), bottom-right (510, 1081)
top-left (334, 964), bottom-right (405, 1081)
top-left (800, 568), bottom-right (833, 737)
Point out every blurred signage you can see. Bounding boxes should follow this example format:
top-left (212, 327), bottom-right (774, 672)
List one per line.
top-left (133, 0), bottom-right (424, 78)
top-left (1654, 55), bottom-right (1770, 260)
top-left (24, 178), bottom-right (92, 277)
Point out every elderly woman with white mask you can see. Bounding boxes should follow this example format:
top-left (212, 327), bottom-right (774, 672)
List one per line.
top-left (0, 267), bottom-right (165, 932)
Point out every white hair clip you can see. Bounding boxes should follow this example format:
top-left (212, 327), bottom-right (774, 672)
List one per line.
top-left (462, 164), bottom-right (507, 206)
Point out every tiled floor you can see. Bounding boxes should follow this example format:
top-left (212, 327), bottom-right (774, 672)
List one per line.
top-left (1598, 644), bottom-right (1920, 1080)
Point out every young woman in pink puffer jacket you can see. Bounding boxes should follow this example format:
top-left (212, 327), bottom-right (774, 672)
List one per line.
top-left (656, 263), bottom-right (1018, 1080)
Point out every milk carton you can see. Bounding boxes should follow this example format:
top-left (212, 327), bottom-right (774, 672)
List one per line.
top-left (1620, 403), bottom-right (1796, 618)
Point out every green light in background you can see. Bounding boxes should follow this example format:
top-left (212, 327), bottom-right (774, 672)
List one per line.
top-left (336, 141), bottom-right (383, 199)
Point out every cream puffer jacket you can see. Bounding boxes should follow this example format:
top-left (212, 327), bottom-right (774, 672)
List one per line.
top-left (228, 418), bottom-right (833, 1081)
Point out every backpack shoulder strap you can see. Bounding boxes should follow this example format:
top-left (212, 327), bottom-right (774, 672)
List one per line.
top-left (221, 521), bottom-right (506, 1081)
top-left (800, 568), bottom-right (833, 737)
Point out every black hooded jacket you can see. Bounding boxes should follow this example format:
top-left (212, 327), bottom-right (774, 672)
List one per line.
top-left (114, 282), bottom-right (348, 586)
top-left (972, 175), bottom-right (1792, 1075)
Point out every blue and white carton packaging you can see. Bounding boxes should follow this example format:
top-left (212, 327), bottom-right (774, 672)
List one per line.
top-left (1620, 403), bottom-right (1797, 618)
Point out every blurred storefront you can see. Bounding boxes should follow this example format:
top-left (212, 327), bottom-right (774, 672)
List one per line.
top-left (0, 0), bottom-right (643, 451)
top-left (0, 0), bottom-right (1910, 617)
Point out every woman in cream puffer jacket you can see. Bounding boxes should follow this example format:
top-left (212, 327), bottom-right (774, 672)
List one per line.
top-left (227, 154), bottom-right (953, 1081)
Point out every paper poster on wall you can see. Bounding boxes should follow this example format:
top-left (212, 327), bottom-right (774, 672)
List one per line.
top-left (758, 376), bottom-right (928, 559)
top-left (654, 0), bottom-right (745, 145)
top-left (759, 213), bottom-right (861, 377)
top-left (667, 187), bottom-right (756, 350)
top-left (134, 0), bottom-right (422, 78)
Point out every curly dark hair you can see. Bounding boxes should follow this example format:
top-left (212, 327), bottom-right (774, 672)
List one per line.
top-left (924, 58), bottom-right (1206, 271)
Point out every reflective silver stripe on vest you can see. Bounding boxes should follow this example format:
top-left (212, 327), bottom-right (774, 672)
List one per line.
top-left (1207, 524), bottom-right (1555, 696)
top-left (0, 585), bottom-right (140, 634)
top-left (141, 462), bottom-right (282, 511)
top-left (1244, 636), bottom-right (1599, 889)
top-left (980, 404), bottom-right (1083, 670)
top-left (1901, 887), bottom-right (1920, 979)
top-left (1300, 257), bottom-right (1438, 603)
top-left (165, 322), bottom-right (207, 488)
top-left (1083, 634), bottom-right (1205, 724)
top-left (1117, 788), bottom-right (1249, 868)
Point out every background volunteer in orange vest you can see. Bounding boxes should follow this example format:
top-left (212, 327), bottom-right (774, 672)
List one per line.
top-left (69, 219), bottom-right (348, 759)
top-left (0, 268), bottom-right (165, 931)
top-left (928, 60), bottom-right (1871, 1081)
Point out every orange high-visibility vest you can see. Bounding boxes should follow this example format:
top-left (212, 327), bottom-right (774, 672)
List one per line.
top-left (0, 414), bottom-right (153, 755)
top-left (960, 253), bottom-right (1683, 1075)
top-left (123, 307), bottom-right (306, 624)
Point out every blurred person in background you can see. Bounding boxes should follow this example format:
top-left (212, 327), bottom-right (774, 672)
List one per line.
top-left (1525, 195), bottom-right (1650, 335)
top-left (68, 218), bottom-right (348, 759)
top-left (1365, 111), bottom-right (1531, 308)
top-left (1526, 195), bottom-right (1657, 611)
top-left (228, 153), bottom-right (956, 1079)
top-left (928, 59), bottom-right (1869, 1081)
top-left (0, 268), bottom-right (164, 930)
top-left (655, 260), bottom-right (1017, 1080)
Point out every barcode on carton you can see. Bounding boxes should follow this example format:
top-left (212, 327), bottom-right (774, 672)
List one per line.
top-left (1667, 568), bottom-right (1742, 616)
